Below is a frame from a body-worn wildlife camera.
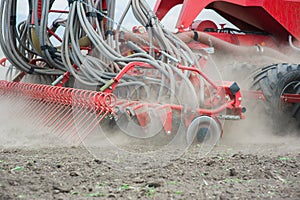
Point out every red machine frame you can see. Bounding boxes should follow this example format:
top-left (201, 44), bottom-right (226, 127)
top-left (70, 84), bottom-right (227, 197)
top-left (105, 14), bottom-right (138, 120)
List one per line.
top-left (154, 0), bottom-right (300, 104)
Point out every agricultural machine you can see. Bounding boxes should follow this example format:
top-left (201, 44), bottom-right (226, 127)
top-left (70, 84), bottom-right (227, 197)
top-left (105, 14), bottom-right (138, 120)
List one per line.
top-left (0, 0), bottom-right (298, 148)
top-left (154, 0), bottom-right (300, 132)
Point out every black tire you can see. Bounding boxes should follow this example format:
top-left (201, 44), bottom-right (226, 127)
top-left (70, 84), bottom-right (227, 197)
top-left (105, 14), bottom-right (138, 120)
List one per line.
top-left (250, 63), bottom-right (300, 133)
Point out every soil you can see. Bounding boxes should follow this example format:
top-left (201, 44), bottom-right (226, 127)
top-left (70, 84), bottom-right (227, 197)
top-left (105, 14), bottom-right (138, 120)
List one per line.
top-left (0, 54), bottom-right (299, 200)
top-left (0, 98), bottom-right (300, 200)
top-left (0, 138), bottom-right (300, 200)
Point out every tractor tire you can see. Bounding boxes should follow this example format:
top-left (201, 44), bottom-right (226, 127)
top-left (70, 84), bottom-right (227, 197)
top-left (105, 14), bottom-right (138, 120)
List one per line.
top-left (250, 63), bottom-right (300, 134)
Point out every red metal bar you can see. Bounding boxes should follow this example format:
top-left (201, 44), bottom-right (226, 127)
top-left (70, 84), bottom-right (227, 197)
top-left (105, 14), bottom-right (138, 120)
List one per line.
top-left (0, 80), bottom-right (116, 111)
top-left (281, 94), bottom-right (300, 103)
top-left (177, 64), bottom-right (219, 89)
top-left (47, 27), bottom-right (63, 42)
top-left (242, 90), bottom-right (266, 101)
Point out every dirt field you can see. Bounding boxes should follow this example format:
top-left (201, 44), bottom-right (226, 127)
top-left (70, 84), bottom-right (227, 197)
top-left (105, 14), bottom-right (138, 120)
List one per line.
top-left (0, 97), bottom-right (300, 200)
top-left (0, 54), bottom-right (299, 199)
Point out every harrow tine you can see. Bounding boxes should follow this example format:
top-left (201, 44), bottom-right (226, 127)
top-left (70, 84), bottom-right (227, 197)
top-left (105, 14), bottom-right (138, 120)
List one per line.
top-left (65, 92), bottom-right (96, 135)
top-left (56, 106), bottom-right (87, 137)
top-left (66, 108), bottom-right (95, 139)
top-left (32, 101), bottom-right (59, 129)
top-left (0, 81), bottom-right (118, 144)
top-left (47, 105), bottom-right (72, 127)
top-left (16, 98), bottom-right (42, 119)
top-left (75, 110), bottom-right (109, 144)
top-left (37, 102), bottom-right (64, 127)
top-left (51, 106), bottom-right (74, 133)
top-left (66, 109), bottom-right (97, 141)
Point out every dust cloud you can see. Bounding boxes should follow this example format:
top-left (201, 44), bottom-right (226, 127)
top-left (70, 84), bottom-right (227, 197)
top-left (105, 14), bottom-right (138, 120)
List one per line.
top-left (0, 97), bottom-right (70, 148)
top-left (209, 51), bottom-right (300, 152)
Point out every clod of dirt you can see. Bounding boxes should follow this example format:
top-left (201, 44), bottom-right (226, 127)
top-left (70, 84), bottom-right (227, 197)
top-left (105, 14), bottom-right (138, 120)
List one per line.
top-left (53, 184), bottom-right (71, 193)
top-left (145, 181), bottom-right (163, 188)
top-left (229, 168), bottom-right (237, 176)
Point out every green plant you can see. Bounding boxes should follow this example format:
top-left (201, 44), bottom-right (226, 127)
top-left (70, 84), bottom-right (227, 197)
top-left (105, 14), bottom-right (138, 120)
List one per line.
top-left (168, 181), bottom-right (177, 185)
top-left (11, 166), bottom-right (23, 171)
top-left (120, 184), bottom-right (131, 190)
top-left (279, 157), bottom-right (290, 161)
top-left (174, 190), bottom-right (183, 195)
top-left (146, 187), bottom-right (156, 197)
top-left (96, 182), bottom-right (107, 188)
top-left (85, 192), bottom-right (106, 197)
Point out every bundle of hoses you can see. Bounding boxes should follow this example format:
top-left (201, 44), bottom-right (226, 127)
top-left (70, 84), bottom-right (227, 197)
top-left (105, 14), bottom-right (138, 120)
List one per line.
top-left (0, 0), bottom-right (203, 106)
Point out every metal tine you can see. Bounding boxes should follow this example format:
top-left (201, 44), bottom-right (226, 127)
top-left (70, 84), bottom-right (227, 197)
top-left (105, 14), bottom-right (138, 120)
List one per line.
top-left (49, 87), bottom-right (73, 132)
top-left (13, 98), bottom-right (41, 121)
top-left (12, 83), bottom-right (43, 119)
top-left (64, 91), bottom-right (97, 139)
top-left (47, 105), bottom-right (72, 127)
top-left (0, 94), bottom-right (20, 119)
top-left (38, 87), bottom-right (71, 129)
top-left (37, 86), bottom-right (70, 126)
top-left (37, 102), bottom-right (65, 127)
top-left (51, 106), bottom-right (74, 134)
top-left (1, 94), bottom-right (17, 111)
top-left (66, 108), bottom-right (95, 139)
top-left (14, 97), bottom-right (38, 118)
top-left (66, 107), bottom-right (99, 141)
top-left (19, 83), bottom-right (53, 119)
top-left (32, 101), bottom-right (60, 129)
top-left (75, 110), bottom-right (110, 144)
top-left (26, 84), bottom-right (60, 125)
top-left (5, 92), bottom-right (24, 110)
top-left (72, 91), bottom-right (113, 144)
top-left (57, 105), bottom-right (89, 138)
top-left (22, 99), bottom-right (50, 120)
top-left (32, 97), bottom-right (60, 121)
top-left (57, 89), bottom-right (96, 138)
top-left (5, 93), bottom-right (30, 118)
top-left (55, 88), bottom-right (89, 137)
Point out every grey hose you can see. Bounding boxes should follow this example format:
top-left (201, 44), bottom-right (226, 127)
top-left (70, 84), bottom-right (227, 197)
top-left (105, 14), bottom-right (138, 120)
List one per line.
top-left (0, 0), bottom-right (206, 107)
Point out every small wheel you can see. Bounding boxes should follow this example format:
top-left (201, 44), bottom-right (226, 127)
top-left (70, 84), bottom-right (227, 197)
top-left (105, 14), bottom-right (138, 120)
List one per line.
top-left (186, 116), bottom-right (221, 145)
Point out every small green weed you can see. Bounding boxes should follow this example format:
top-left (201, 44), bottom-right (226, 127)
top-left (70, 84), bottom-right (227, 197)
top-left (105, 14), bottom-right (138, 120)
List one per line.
top-left (146, 187), bottom-right (156, 197)
top-left (11, 166), bottom-right (23, 171)
top-left (85, 192), bottom-right (106, 197)
top-left (120, 184), bottom-right (131, 190)
top-left (174, 190), bottom-right (183, 195)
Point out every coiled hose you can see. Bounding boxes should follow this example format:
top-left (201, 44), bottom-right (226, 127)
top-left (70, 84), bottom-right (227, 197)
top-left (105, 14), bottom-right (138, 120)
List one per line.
top-left (0, 0), bottom-right (204, 106)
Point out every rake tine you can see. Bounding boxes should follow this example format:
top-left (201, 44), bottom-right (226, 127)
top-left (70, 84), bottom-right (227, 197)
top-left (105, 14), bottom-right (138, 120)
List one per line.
top-left (34, 100), bottom-right (58, 121)
top-left (14, 98), bottom-right (39, 119)
top-left (0, 81), bottom-right (119, 144)
top-left (66, 108), bottom-right (95, 140)
top-left (38, 103), bottom-right (65, 126)
top-left (25, 100), bottom-right (51, 121)
top-left (47, 105), bottom-right (72, 127)
top-left (32, 102), bottom-right (60, 129)
top-left (75, 110), bottom-right (109, 144)
top-left (56, 106), bottom-right (87, 137)
top-left (70, 108), bottom-right (96, 140)
top-left (51, 106), bottom-right (74, 133)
